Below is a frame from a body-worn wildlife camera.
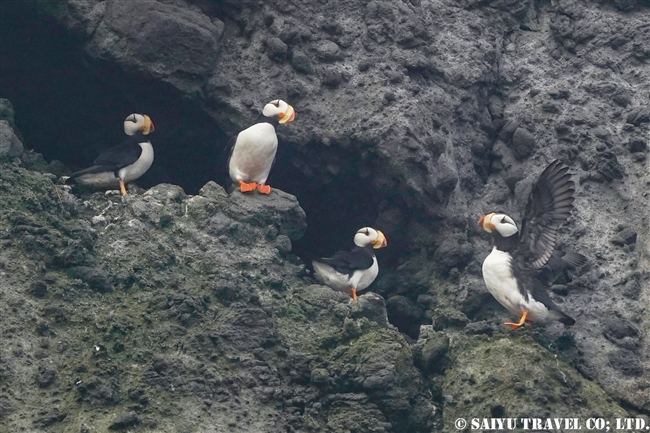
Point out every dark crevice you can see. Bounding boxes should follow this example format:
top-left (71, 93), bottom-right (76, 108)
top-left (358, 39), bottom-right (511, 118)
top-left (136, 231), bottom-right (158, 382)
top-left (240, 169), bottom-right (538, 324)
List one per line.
top-left (1, 2), bottom-right (226, 194)
top-left (1, 2), bottom-right (423, 341)
top-left (0, 1), bottom-right (395, 284)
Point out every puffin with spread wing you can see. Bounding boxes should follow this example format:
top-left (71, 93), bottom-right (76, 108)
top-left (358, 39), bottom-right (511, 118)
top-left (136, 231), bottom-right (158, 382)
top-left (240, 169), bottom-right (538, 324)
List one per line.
top-left (68, 113), bottom-right (155, 195)
top-left (312, 227), bottom-right (388, 301)
top-left (478, 160), bottom-right (586, 329)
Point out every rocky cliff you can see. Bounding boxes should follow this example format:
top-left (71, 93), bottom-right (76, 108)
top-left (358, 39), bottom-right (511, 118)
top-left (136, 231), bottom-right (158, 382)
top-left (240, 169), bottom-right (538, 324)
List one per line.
top-left (1, 0), bottom-right (649, 431)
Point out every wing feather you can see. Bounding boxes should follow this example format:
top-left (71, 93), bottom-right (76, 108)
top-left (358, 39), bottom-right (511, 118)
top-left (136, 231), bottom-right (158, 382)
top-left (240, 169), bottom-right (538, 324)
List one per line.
top-left (517, 160), bottom-right (578, 269)
top-left (71, 135), bottom-right (143, 178)
top-left (317, 247), bottom-right (374, 276)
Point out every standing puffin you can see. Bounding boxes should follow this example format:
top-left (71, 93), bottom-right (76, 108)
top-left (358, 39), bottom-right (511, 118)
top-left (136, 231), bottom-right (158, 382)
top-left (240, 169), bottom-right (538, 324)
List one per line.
top-left (478, 160), bottom-right (586, 329)
top-left (228, 99), bottom-right (296, 194)
top-left (68, 114), bottom-right (155, 195)
top-left (312, 227), bottom-right (388, 301)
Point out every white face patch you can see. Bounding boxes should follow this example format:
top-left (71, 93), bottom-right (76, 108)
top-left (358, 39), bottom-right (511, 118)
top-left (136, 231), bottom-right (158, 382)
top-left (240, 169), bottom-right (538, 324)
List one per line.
top-left (354, 227), bottom-right (379, 247)
top-left (491, 213), bottom-right (519, 237)
top-left (262, 99), bottom-right (289, 118)
top-left (123, 113), bottom-right (145, 136)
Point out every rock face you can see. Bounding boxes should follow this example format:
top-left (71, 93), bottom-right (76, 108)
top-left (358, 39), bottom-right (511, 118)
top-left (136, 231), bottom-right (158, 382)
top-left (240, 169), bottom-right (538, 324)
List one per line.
top-left (1, 0), bottom-right (649, 430)
top-left (0, 118), bottom-right (636, 432)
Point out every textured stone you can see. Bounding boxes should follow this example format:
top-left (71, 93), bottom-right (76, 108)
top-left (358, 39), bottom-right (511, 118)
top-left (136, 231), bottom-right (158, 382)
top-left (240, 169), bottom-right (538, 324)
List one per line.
top-left (511, 127), bottom-right (536, 160)
top-left (0, 120), bottom-right (23, 159)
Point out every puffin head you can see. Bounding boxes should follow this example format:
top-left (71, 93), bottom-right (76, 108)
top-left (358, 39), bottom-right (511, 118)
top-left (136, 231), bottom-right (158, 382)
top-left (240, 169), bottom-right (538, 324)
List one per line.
top-left (124, 113), bottom-right (155, 136)
top-left (478, 213), bottom-right (519, 237)
top-left (354, 227), bottom-right (388, 249)
top-left (262, 100), bottom-right (296, 124)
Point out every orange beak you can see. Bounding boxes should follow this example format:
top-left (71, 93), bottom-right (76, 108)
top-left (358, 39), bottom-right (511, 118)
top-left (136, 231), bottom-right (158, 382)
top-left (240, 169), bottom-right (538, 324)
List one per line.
top-left (371, 230), bottom-right (387, 249)
top-left (140, 115), bottom-right (154, 135)
top-left (278, 105), bottom-right (296, 124)
top-left (479, 213), bottom-right (496, 233)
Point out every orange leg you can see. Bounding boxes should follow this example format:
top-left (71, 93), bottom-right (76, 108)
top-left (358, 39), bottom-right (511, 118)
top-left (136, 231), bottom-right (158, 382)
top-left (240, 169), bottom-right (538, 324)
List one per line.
top-left (238, 179), bottom-right (257, 192)
top-left (257, 184), bottom-right (271, 194)
top-left (119, 180), bottom-right (127, 196)
top-left (349, 287), bottom-right (358, 301)
top-left (504, 311), bottom-right (528, 330)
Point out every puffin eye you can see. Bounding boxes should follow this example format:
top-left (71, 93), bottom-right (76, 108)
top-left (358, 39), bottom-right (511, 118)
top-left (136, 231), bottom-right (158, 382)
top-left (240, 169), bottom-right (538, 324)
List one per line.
top-left (131, 115), bottom-right (137, 123)
top-left (501, 217), bottom-right (506, 224)
top-left (273, 101), bottom-right (280, 107)
top-left (365, 229), bottom-right (369, 235)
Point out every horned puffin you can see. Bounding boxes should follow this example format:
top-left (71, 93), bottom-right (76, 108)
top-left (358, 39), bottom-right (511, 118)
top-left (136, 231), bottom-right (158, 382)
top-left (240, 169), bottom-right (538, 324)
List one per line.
top-left (68, 114), bottom-right (155, 195)
top-left (312, 227), bottom-right (387, 301)
top-left (478, 160), bottom-right (586, 329)
top-left (228, 99), bottom-right (296, 194)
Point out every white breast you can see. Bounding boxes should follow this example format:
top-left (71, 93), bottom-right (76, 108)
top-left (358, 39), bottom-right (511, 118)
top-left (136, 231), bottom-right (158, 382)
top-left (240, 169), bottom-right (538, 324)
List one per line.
top-left (119, 141), bottom-right (154, 183)
top-left (352, 256), bottom-right (379, 291)
top-left (229, 123), bottom-right (278, 184)
top-left (482, 247), bottom-right (555, 322)
top-left (482, 247), bottom-right (526, 316)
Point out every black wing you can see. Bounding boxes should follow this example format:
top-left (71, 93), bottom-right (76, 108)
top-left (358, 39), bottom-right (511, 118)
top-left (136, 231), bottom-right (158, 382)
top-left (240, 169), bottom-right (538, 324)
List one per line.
top-left (318, 247), bottom-right (374, 276)
top-left (511, 259), bottom-right (576, 326)
top-left (518, 160), bottom-right (576, 269)
top-left (93, 134), bottom-right (143, 168)
top-left (537, 249), bottom-right (587, 283)
top-left (72, 135), bottom-right (143, 178)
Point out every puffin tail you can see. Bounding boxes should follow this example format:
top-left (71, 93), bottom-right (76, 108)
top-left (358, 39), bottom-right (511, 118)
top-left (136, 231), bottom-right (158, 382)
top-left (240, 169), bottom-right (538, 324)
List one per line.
top-left (556, 311), bottom-right (576, 326)
top-left (311, 260), bottom-right (327, 285)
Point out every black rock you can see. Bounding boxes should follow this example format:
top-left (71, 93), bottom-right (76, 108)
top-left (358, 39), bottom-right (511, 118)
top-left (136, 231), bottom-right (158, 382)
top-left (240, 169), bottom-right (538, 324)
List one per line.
top-left (109, 411), bottom-right (141, 430)
top-left (266, 37), bottom-right (288, 62)
top-left (511, 128), bottom-right (536, 160)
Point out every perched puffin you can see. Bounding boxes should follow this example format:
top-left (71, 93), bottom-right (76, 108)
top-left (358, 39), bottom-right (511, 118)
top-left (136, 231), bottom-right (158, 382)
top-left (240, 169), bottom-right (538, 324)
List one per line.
top-left (312, 227), bottom-right (388, 300)
top-left (228, 99), bottom-right (296, 194)
top-left (478, 160), bottom-right (586, 329)
top-left (67, 114), bottom-right (155, 195)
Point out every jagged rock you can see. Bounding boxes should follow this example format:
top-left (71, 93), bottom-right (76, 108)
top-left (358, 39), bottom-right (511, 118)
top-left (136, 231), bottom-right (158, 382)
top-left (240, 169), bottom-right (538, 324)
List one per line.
top-left (511, 127), bottom-right (537, 160)
top-left (443, 336), bottom-right (628, 426)
top-left (2, 0), bottom-right (650, 429)
top-left (0, 120), bottom-right (23, 159)
top-left (87, 1), bottom-right (223, 94)
top-left (109, 411), bottom-right (140, 430)
top-left (413, 325), bottom-right (449, 374)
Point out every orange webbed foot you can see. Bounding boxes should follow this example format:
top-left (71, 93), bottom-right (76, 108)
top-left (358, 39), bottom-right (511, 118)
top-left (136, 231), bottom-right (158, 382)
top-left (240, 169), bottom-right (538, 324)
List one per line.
top-left (257, 184), bottom-right (271, 194)
top-left (504, 311), bottom-right (528, 330)
top-left (349, 287), bottom-right (358, 301)
top-left (238, 180), bottom-right (257, 192)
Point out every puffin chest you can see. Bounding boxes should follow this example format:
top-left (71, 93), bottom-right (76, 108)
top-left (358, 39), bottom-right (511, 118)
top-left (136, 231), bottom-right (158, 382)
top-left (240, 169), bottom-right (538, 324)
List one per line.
top-left (482, 247), bottom-right (526, 314)
top-left (119, 142), bottom-right (154, 183)
top-left (232, 123), bottom-right (278, 172)
top-left (352, 256), bottom-right (379, 291)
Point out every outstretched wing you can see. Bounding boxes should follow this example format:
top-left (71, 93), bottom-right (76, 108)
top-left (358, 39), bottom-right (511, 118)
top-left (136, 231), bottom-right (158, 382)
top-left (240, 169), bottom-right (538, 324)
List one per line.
top-left (518, 160), bottom-right (576, 269)
top-left (318, 247), bottom-right (374, 276)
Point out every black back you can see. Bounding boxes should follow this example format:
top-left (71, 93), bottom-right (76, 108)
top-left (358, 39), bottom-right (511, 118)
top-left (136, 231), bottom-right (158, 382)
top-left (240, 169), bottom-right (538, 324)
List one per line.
top-left (318, 246), bottom-right (374, 277)
top-left (71, 133), bottom-right (146, 178)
